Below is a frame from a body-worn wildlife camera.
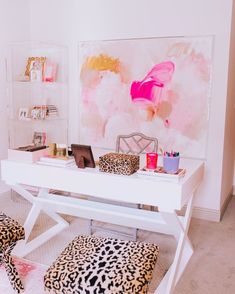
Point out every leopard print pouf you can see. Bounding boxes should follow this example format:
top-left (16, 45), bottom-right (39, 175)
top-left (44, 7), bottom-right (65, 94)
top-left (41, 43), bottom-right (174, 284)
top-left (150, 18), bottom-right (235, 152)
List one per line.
top-left (0, 212), bottom-right (25, 293)
top-left (44, 235), bottom-right (159, 294)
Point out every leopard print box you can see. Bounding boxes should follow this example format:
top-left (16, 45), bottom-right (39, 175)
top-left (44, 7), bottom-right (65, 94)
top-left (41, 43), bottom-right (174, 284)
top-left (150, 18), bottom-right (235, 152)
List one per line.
top-left (99, 153), bottom-right (139, 175)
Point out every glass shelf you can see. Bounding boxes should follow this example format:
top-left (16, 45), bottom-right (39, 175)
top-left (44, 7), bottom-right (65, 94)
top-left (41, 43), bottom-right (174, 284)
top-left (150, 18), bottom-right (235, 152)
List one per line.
top-left (7, 41), bottom-right (68, 149)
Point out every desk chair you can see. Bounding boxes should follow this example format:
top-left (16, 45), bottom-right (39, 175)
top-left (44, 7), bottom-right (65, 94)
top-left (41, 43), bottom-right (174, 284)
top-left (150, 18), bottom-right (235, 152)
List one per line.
top-left (115, 132), bottom-right (158, 155)
top-left (90, 132), bottom-right (158, 240)
top-left (0, 213), bottom-right (25, 293)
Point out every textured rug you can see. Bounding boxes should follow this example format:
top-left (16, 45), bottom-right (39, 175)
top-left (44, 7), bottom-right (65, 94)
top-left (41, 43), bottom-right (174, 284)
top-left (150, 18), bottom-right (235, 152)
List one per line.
top-left (0, 256), bottom-right (48, 294)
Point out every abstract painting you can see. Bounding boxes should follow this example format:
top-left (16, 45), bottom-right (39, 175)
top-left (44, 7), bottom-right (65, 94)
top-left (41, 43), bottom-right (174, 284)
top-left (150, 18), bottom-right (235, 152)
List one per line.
top-left (78, 36), bottom-right (213, 158)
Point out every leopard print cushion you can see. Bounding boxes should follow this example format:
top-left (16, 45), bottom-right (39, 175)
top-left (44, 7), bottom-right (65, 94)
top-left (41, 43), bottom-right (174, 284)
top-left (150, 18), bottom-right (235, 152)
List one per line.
top-left (99, 153), bottom-right (139, 175)
top-left (0, 213), bottom-right (25, 249)
top-left (0, 212), bottom-right (25, 293)
top-left (44, 235), bottom-right (159, 294)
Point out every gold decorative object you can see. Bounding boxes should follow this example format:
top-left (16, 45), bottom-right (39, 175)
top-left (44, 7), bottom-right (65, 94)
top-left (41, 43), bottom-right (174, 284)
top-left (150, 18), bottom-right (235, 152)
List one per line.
top-left (25, 56), bottom-right (46, 77)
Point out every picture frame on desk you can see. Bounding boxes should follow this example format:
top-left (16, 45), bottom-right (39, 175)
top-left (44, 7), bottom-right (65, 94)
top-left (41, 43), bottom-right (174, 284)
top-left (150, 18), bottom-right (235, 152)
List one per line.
top-left (71, 144), bottom-right (95, 168)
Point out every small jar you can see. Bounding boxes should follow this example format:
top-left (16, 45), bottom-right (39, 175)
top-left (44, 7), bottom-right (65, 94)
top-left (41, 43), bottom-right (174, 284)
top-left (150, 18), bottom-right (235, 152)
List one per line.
top-left (146, 152), bottom-right (158, 169)
top-left (163, 155), bottom-right (180, 174)
top-left (56, 147), bottom-right (66, 157)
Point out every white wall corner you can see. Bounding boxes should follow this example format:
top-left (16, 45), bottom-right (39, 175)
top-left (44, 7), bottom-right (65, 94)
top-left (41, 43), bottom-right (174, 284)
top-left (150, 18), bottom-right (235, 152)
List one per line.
top-left (220, 187), bottom-right (233, 220)
top-left (191, 186), bottom-right (233, 222)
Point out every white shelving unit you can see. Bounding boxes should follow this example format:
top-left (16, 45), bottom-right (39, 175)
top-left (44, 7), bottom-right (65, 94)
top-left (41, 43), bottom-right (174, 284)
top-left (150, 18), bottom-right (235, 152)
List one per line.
top-left (7, 42), bottom-right (68, 148)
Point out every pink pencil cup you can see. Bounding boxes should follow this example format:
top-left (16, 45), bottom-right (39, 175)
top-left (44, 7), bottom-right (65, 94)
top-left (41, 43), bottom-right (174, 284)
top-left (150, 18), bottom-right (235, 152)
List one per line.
top-left (146, 153), bottom-right (158, 169)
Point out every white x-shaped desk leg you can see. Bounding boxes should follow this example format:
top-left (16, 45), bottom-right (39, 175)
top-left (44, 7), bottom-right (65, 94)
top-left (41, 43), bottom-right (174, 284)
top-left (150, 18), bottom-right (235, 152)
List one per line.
top-left (12, 185), bottom-right (69, 257)
top-left (155, 193), bottom-right (194, 294)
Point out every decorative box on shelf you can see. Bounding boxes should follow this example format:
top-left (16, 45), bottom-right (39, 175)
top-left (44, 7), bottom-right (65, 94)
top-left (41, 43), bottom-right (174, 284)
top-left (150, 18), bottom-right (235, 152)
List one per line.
top-left (99, 152), bottom-right (139, 175)
top-left (8, 145), bottom-right (49, 163)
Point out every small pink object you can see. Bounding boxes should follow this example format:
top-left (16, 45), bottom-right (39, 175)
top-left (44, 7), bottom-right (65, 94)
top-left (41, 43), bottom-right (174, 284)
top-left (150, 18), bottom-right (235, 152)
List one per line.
top-left (43, 61), bottom-right (57, 82)
top-left (146, 152), bottom-right (158, 169)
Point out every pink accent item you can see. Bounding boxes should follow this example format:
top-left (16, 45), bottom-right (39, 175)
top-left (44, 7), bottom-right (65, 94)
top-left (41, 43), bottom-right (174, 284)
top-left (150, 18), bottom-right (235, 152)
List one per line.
top-left (15, 259), bottom-right (36, 278)
top-left (146, 152), bottom-right (158, 169)
top-left (43, 61), bottom-right (57, 82)
top-left (130, 61), bottom-right (175, 104)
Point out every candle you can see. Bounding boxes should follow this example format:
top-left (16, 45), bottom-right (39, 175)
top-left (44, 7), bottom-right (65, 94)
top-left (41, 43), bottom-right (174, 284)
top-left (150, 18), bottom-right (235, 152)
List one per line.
top-left (146, 152), bottom-right (158, 169)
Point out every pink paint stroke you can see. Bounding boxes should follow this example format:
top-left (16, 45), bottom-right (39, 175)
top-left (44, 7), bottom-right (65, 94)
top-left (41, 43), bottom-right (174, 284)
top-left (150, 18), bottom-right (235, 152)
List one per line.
top-left (130, 61), bottom-right (175, 105)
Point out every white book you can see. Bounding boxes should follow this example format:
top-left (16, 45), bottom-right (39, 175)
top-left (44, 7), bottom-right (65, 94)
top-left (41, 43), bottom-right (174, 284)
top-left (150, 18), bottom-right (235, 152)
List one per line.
top-left (37, 160), bottom-right (76, 167)
top-left (39, 155), bottom-right (75, 165)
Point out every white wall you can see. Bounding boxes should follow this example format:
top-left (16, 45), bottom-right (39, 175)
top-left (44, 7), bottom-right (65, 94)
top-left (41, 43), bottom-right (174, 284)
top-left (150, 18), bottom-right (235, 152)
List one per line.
top-left (0, 0), bottom-right (30, 192)
top-left (222, 1), bottom-right (235, 207)
top-left (27, 0), bottom-right (234, 218)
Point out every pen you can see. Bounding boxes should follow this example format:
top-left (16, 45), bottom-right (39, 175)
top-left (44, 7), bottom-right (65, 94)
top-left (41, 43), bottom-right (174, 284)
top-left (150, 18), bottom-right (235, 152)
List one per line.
top-left (165, 151), bottom-right (179, 157)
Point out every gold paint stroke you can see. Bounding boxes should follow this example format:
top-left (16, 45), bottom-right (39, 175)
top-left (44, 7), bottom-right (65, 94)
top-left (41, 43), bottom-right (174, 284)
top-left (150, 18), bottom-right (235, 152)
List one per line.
top-left (82, 54), bottom-right (120, 73)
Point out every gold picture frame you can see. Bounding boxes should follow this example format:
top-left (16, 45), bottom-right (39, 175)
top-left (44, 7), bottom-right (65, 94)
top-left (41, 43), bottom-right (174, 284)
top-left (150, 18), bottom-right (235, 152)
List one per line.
top-left (25, 56), bottom-right (46, 77)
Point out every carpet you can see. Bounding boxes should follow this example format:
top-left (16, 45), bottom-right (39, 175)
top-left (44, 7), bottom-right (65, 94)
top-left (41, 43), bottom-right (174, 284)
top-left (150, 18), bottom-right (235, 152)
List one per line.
top-left (0, 256), bottom-right (48, 294)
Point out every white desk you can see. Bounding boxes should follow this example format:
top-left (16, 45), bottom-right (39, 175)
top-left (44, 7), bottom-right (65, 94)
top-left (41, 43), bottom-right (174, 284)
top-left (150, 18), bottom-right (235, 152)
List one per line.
top-left (1, 158), bottom-right (204, 294)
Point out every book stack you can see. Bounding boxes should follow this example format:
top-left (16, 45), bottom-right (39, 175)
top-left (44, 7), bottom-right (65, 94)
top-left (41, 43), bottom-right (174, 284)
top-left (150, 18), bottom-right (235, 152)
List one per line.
top-left (30, 104), bottom-right (58, 120)
top-left (46, 105), bottom-right (58, 118)
top-left (37, 155), bottom-right (75, 167)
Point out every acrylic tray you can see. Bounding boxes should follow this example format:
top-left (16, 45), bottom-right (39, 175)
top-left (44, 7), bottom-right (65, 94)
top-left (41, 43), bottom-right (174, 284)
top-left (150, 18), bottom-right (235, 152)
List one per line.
top-left (136, 166), bottom-right (186, 182)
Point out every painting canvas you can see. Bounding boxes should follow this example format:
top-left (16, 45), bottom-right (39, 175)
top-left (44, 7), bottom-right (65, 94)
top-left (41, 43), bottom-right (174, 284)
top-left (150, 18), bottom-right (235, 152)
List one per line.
top-left (78, 36), bottom-right (213, 158)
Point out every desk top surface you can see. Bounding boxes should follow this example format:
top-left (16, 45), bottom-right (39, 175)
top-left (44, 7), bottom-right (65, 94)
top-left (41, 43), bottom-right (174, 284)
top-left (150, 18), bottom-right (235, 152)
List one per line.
top-left (1, 158), bottom-right (204, 211)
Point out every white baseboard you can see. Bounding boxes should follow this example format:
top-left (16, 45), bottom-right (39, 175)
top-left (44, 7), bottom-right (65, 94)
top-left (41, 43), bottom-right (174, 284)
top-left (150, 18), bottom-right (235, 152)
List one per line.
top-left (192, 206), bottom-right (220, 222)
top-left (220, 188), bottom-right (233, 220)
top-left (192, 187), bottom-right (233, 222)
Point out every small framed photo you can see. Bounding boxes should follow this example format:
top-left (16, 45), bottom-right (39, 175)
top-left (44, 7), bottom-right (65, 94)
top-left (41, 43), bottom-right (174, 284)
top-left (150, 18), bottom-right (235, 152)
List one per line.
top-left (25, 56), bottom-right (46, 80)
top-left (18, 108), bottom-right (30, 120)
top-left (33, 131), bottom-right (46, 146)
top-left (43, 61), bottom-right (57, 82)
top-left (71, 144), bottom-right (95, 168)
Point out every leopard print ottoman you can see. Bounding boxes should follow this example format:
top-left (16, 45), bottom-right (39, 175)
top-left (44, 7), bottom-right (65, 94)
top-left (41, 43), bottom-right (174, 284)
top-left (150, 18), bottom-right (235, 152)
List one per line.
top-left (44, 235), bottom-right (159, 294)
top-left (0, 212), bottom-right (25, 293)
